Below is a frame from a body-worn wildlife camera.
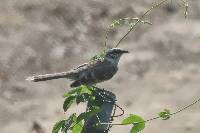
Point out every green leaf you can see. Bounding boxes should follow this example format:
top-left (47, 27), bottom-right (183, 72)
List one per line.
top-left (63, 87), bottom-right (82, 98)
top-left (122, 114), bottom-right (145, 133)
top-left (61, 114), bottom-right (77, 132)
top-left (63, 85), bottom-right (93, 98)
top-left (77, 106), bottom-right (101, 123)
top-left (80, 85), bottom-right (92, 95)
top-left (52, 114), bottom-right (77, 133)
top-left (63, 95), bottom-right (76, 112)
top-left (158, 109), bottom-right (171, 120)
top-left (130, 122), bottom-right (145, 133)
top-left (122, 114), bottom-right (144, 125)
top-left (52, 120), bottom-right (65, 133)
top-left (72, 120), bottom-right (83, 133)
top-left (76, 93), bottom-right (90, 104)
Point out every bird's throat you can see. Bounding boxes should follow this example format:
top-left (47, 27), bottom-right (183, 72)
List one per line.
top-left (105, 57), bottom-right (120, 67)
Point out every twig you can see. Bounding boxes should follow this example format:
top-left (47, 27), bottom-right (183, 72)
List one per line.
top-left (115, 0), bottom-right (169, 48)
top-left (99, 96), bottom-right (200, 126)
top-left (112, 104), bottom-right (124, 118)
top-left (170, 96), bottom-right (200, 116)
top-left (180, 0), bottom-right (189, 18)
top-left (104, 27), bottom-right (110, 51)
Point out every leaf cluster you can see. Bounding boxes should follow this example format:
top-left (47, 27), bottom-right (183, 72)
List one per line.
top-left (110, 18), bottom-right (152, 31)
top-left (158, 109), bottom-right (171, 120)
top-left (53, 86), bottom-right (101, 133)
top-left (89, 51), bottom-right (106, 64)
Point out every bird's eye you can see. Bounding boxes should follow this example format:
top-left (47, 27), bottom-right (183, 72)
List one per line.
top-left (108, 54), bottom-right (116, 59)
top-left (112, 54), bottom-right (119, 59)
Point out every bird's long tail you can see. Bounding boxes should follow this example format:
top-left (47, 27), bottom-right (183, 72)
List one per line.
top-left (26, 72), bottom-right (71, 82)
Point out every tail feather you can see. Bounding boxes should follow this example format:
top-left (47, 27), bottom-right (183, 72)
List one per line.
top-left (26, 71), bottom-right (75, 82)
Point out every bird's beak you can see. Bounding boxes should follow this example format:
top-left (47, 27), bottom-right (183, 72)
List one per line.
top-left (121, 50), bottom-right (129, 54)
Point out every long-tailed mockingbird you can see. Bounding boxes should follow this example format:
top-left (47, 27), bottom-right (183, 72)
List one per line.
top-left (26, 48), bottom-right (128, 87)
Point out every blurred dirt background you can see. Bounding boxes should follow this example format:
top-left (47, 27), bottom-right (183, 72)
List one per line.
top-left (0, 0), bottom-right (200, 133)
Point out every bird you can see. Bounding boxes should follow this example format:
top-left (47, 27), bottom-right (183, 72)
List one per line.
top-left (26, 48), bottom-right (128, 87)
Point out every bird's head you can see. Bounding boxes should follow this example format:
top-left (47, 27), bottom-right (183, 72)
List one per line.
top-left (105, 48), bottom-right (129, 65)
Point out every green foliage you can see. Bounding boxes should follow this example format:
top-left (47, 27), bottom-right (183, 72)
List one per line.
top-left (52, 113), bottom-right (85, 133)
top-left (52, 114), bottom-right (76, 133)
top-left (63, 87), bottom-right (81, 98)
top-left (63, 85), bottom-right (92, 98)
top-left (122, 114), bottom-right (145, 133)
top-left (63, 85), bottom-right (94, 112)
top-left (110, 18), bottom-right (152, 31)
top-left (90, 51), bottom-right (106, 64)
top-left (52, 120), bottom-right (66, 133)
top-left (53, 86), bottom-right (101, 133)
top-left (111, 18), bottom-right (136, 29)
top-left (76, 93), bottom-right (90, 104)
top-left (63, 95), bottom-right (76, 112)
top-left (77, 106), bottom-right (101, 123)
top-left (158, 109), bottom-right (171, 120)
top-left (72, 120), bottom-right (83, 133)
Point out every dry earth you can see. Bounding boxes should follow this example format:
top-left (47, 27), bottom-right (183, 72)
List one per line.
top-left (0, 0), bottom-right (200, 133)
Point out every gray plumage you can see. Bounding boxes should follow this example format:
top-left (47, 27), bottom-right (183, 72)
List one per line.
top-left (26, 48), bottom-right (128, 87)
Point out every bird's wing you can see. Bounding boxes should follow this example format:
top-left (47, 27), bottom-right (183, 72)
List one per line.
top-left (72, 60), bottom-right (103, 72)
top-left (71, 60), bottom-right (118, 87)
top-left (91, 61), bottom-right (118, 81)
top-left (66, 62), bottom-right (90, 80)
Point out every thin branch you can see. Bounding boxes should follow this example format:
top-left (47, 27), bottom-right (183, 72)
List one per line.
top-left (170, 96), bottom-right (200, 116)
top-left (115, 0), bottom-right (169, 48)
top-left (181, 0), bottom-right (189, 18)
top-left (99, 96), bottom-right (200, 126)
top-left (104, 27), bottom-right (111, 51)
top-left (112, 104), bottom-right (125, 118)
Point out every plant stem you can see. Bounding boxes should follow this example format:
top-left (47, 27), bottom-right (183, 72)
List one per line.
top-left (115, 0), bottom-right (169, 48)
top-left (170, 97), bottom-right (200, 116)
top-left (99, 96), bottom-right (200, 126)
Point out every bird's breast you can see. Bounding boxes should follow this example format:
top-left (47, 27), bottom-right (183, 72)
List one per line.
top-left (91, 63), bottom-right (118, 82)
